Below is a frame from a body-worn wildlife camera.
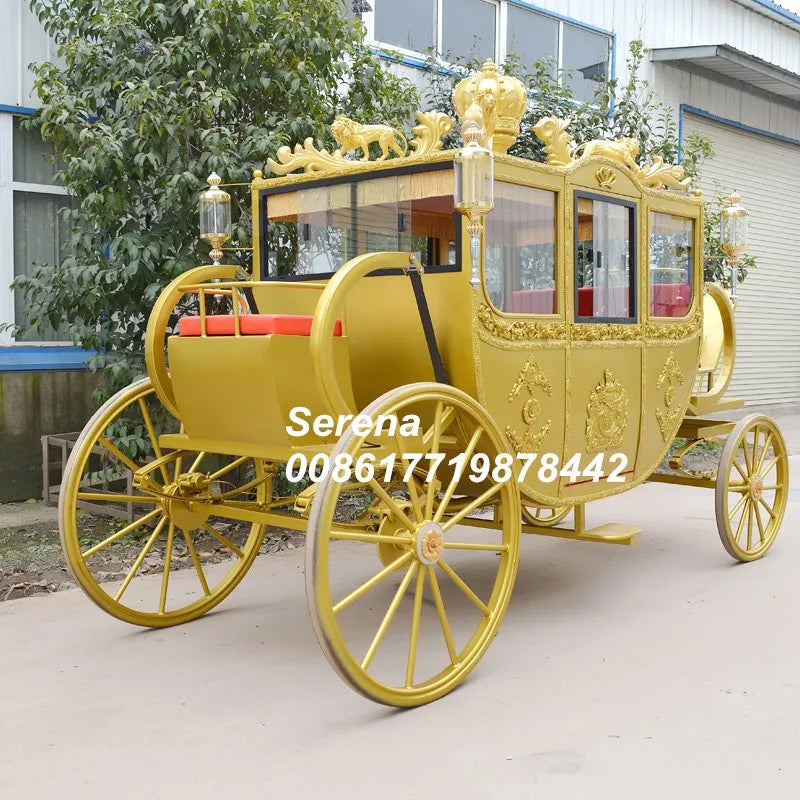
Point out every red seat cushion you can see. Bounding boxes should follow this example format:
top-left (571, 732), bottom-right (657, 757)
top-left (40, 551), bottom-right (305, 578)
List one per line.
top-left (178, 314), bottom-right (342, 337)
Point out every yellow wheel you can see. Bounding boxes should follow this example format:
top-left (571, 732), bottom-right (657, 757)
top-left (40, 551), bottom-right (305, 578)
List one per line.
top-left (715, 414), bottom-right (788, 562)
top-left (306, 383), bottom-right (520, 707)
top-left (59, 377), bottom-right (268, 627)
top-left (522, 504), bottom-right (570, 527)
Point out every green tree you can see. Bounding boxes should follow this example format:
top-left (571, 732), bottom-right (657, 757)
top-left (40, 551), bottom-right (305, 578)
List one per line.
top-left (423, 40), bottom-right (752, 286)
top-left (8, 0), bottom-right (417, 390)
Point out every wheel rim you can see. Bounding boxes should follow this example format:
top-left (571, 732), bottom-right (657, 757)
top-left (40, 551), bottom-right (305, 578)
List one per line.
top-left (522, 504), bottom-right (570, 527)
top-left (307, 383), bottom-right (520, 707)
top-left (715, 414), bottom-right (788, 562)
top-left (60, 378), bottom-right (268, 626)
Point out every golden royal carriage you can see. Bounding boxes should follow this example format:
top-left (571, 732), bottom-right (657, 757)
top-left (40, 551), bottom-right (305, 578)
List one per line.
top-left (59, 60), bottom-right (789, 706)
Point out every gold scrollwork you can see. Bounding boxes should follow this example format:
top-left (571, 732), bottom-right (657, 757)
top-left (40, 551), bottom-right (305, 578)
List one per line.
top-left (585, 370), bottom-right (629, 451)
top-left (570, 323), bottom-right (640, 342)
top-left (655, 350), bottom-right (686, 441)
top-left (267, 111), bottom-right (455, 175)
top-left (644, 307), bottom-right (702, 340)
top-left (477, 304), bottom-right (567, 341)
top-left (505, 356), bottom-right (552, 453)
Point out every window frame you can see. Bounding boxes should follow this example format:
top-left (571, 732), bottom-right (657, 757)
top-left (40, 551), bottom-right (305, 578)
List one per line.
top-left (258, 161), bottom-right (462, 281)
top-left (0, 112), bottom-right (73, 347)
top-left (647, 209), bottom-right (696, 321)
top-left (573, 190), bottom-right (637, 325)
top-left (362, 0), bottom-right (612, 100)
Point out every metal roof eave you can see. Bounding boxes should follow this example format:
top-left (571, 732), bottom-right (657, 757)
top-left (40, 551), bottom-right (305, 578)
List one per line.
top-left (651, 44), bottom-right (800, 104)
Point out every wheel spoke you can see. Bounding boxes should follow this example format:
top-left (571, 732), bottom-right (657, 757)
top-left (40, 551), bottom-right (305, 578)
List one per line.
top-left (746, 502), bottom-right (753, 551)
top-left (732, 460), bottom-right (747, 480)
top-left (758, 496), bottom-right (777, 520)
top-left (77, 492), bottom-right (159, 504)
top-left (207, 455), bottom-right (249, 482)
top-left (159, 521), bottom-right (175, 614)
top-left (189, 451), bottom-right (207, 474)
top-left (333, 551), bottom-right (414, 614)
top-left (202, 523), bottom-right (244, 559)
top-left (740, 437), bottom-right (752, 473)
top-left (114, 516), bottom-right (168, 602)
top-left (138, 397), bottom-right (169, 484)
top-left (758, 456), bottom-right (779, 479)
top-left (361, 562), bottom-right (417, 671)
top-left (443, 541), bottom-right (508, 552)
top-left (368, 479), bottom-right (416, 532)
top-left (433, 426), bottom-right (483, 523)
top-left (405, 566), bottom-right (425, 688)
top-left (182, 529), bottom-right (211, 596)
top-left (329, 529), bottom-right (413, 545)
top-left (396, 434), bottom-right (423, 523)
top-left (427, 565), bottom-right (457, 664)
top-left (441, 483), bottom-right (502, 532)
top-left (98, 436), bottom-right (140, 474)
top-left (438, 559), bottom-right (490, 616)
top-left (81, 508), bottom-right (163, 558)
top-left (424, 401), bottom-right (446, 520)
top-left (727, 492), bottom-right (748, 523)
top-left (753, 501), bottom-right (766, 545)
top-left (733, 501), bottom-right (748, 545)
top-left (726, 483), bottom-right (748, 494)
top-left (755, 432), bottom-right (772, 474)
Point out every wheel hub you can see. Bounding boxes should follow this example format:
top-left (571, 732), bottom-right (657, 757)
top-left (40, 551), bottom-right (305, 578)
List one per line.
top-left (162, 473), bottom-right (212, 531)
top-left (750, 475), bottom-right (764, 501)
top-left (415, 521), bottom-right (444, 565)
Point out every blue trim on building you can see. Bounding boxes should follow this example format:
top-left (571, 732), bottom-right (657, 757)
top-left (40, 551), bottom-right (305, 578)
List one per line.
top-left (0, 346), bottom-right (92, 372)
top-left (679, 104), bottom-right (800, 159)
top-left (0, 104), bottom-right (37, 116)
top-left (505, 0), bottom-right (613, 36)
top-left (746, 0), bottom-right (800, 26)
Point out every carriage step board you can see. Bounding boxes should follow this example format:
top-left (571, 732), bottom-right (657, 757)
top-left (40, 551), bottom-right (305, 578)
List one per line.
top-left (522, 520), bottom-right (641, 545)
top-left (178, 314), bottom-right (342, 337)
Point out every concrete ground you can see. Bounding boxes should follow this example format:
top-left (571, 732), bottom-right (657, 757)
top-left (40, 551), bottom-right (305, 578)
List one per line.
top-left (1, 459), bottom-right (799, 799)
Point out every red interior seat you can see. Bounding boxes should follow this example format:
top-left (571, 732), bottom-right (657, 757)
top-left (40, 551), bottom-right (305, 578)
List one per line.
top-left (178, 314), bottom-right (342, 337)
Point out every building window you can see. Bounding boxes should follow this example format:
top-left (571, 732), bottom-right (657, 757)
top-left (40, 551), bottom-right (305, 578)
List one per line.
top-left (367, 1), bottom-right (610, 102)
top-left (441, 0), bottom-right (497, 62)
top-left (505, 5), bottom-right (558, 75)
top-left (4, 117), bottom-right (74, 342)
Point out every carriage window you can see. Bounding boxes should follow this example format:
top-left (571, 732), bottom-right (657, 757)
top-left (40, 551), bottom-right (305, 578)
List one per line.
top-left (264, 170), bottom-right (457, 278)
top-left (574, 194), bottom-right (635, 322)
top-left (649, 212), bottom-right (693, 318)
top-left (484, 183), bottom-right (556, 314)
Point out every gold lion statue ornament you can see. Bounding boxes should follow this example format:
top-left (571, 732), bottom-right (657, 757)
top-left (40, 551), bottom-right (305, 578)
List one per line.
top-left (574, 137), bottom-right (641, 169)
top-left (330, 116), bottom-right (408, 161)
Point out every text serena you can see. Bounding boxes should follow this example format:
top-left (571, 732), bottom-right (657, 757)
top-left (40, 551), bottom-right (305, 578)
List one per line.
top-left (286, 406), bottom-right (421, 438)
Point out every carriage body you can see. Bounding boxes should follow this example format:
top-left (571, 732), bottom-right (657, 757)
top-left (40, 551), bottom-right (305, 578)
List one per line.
top-left (163, 147), bottom-right (704, 508)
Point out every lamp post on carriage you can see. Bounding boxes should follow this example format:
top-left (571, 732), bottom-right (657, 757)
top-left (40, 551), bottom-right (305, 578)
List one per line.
top-left (720, 192), bottom-right (749, 302)
top-left (199, 172), bottom-right (232, 265)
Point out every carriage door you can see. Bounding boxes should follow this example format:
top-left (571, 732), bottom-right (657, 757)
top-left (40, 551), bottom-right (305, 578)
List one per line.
top-left (560, 187), bottom-right (642, 501)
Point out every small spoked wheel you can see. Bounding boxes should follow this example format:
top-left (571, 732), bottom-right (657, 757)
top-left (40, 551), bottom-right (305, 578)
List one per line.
top-left (306, 383), bottom-right (520, 707)
top-left (522, 504), bottom-right (570, 527)
top-left (60, 378), bottom-right (268, 627)
top-left (715, 414), bottom-right (789, 562)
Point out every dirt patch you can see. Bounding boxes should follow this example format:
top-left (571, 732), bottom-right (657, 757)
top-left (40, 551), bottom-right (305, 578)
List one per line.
top-left (0, 511), bottom-right (303, 602)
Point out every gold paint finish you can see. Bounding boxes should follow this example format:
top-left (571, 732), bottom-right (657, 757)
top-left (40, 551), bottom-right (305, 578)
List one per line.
top-left (595, 166), bottom-right (617, 188)
top-left (655, 350), bottom-right (686, 441)
top-left (506, 356), bottom-right (553, 453)
top-left (585, 370), bottom-right (629, 452)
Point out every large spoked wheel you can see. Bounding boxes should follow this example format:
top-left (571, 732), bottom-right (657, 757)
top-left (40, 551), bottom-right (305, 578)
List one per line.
top-left (715, 414), bottom-right (789, 562)
top-left (522, 504), bottom-right (570, 527)
top-left (307, 383), bottom-right (521, 707)
top-left (60, 377), bottom-right (268, 627)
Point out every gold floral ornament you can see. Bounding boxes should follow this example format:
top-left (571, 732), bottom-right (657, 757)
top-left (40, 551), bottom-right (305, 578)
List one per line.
top-left (595, 166), bottom-right (617, 189)
top-left (533, 116), bottom-right (691, 190)
top-left (267, 111), bottom-right (455, 176)
top-left (655, 350), bottom-right (686, 440)
top-left (506, 356), bottom-right (553, 453)
top-left (477, 304), bottom-right (567, 340)
top-left (585, 370), bottom-right (629, 451)
top-left (453, 59), bottom-right (527, 153)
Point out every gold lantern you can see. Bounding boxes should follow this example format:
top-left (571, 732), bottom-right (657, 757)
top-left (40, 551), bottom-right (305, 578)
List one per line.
top-left (719, 193), bottom-right (749, 302)
top-left (199, 172), bottom-right (232, 264)
top-left (454, 120), bottom-right (494, 289)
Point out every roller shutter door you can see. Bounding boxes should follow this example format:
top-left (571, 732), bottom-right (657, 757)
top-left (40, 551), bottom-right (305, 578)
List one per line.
top-left (684, 113), bottom-right (800, 405)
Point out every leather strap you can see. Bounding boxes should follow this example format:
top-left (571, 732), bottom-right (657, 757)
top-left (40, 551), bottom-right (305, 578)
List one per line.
top-left (407, 263), bottom-right (448, 385)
